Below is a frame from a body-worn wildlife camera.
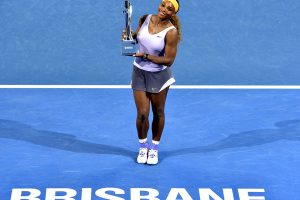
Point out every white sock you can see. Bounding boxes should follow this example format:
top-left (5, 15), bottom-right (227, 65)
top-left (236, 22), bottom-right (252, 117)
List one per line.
top-left (139, 138), bottom-right (147, 144)
top-left (152, 140), bottom-right (160, 145)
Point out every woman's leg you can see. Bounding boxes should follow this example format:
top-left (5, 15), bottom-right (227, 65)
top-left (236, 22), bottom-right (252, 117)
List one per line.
top-left (133, 90), bottom-right (150, 140)
top-left (150, 87), bottom-right (169, 141)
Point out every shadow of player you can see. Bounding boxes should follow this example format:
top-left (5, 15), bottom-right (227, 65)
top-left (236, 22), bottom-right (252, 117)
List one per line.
top-left (160, 119), bottom-right (300, 160)
top-left (1, 119), bottom-right (299, 161)
top-left (0, 119), bottom-right (136, 159)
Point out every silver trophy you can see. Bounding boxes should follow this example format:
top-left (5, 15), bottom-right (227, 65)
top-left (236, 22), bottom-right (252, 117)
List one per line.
top-left (121, 0), bottom-right (137, 56)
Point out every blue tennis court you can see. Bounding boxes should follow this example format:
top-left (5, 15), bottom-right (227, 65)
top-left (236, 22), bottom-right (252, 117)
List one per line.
top-left (1, 0), bottom-right (300, 199)
top-left (0, 88), bottom-right (299, 199)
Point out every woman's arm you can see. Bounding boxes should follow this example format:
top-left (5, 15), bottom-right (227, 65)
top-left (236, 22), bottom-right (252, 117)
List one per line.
top-left (134, 29), bottom-right (178, 66)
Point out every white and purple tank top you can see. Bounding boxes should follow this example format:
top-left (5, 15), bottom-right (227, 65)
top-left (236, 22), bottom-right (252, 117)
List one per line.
top-left (134, 14), bottom-right (176, 72)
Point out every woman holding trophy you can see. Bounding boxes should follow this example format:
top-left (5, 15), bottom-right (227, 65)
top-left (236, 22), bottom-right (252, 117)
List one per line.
top-left (123, 0), bottom-right (181, 165)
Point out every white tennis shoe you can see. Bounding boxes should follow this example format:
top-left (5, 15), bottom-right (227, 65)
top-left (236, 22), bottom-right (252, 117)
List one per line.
top-left (147, 149), bottom-right (158, 165)
top-left (137, 147), bottom-right (148, 164)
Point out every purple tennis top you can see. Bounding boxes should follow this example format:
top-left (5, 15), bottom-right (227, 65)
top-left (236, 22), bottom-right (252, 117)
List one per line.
top-left (134, 15), bottom-right (176, 72)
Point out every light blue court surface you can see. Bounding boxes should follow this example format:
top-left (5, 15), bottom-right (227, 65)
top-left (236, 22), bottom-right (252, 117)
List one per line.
top-left (0, 89), bottom-right (299, 199)
top-left (1, 0), bottom-right (300, 199)
top-left (1, 0), bottom-right (300, 85)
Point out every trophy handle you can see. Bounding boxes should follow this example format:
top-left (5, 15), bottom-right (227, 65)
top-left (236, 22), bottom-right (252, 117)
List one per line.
top-left (124, 0), bottom-right (133, 40)
top-left (121, 0), bottom-right (137, 56)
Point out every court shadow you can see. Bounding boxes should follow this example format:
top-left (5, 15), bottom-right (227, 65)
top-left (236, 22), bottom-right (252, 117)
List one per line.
top-left (160, 119), bottom-right (300, 161)
top-left (1, 119), bottom-right (300, 162)
top-left (0, 119), bottom-right (136, 160)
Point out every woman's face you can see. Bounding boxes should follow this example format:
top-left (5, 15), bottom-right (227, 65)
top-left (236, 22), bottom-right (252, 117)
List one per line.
top-left (158, 1), bottom-right (175, 19)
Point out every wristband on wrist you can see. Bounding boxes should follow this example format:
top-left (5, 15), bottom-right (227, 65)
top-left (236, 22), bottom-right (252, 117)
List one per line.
top-left (143, 53), bottom-right (149, 60)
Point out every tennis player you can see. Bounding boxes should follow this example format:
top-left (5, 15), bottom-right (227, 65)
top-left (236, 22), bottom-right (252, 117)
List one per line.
top-left (129, 0), bottom-right (181, 164)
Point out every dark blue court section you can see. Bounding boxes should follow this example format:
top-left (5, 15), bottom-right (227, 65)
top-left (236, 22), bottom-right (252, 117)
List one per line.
top-left (1, 0), bottom-right (300, 84)
top-left (0, 89), bottom-right (299, 199)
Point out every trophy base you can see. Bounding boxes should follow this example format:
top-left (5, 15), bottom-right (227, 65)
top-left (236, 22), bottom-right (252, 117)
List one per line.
top-left (121, 40), bottom-right (137, 56)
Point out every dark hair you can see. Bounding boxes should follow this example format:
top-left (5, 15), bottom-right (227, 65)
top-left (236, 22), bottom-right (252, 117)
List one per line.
top-left (170, 0), bottom-right (181, 42)
top-left (175, 0), bottom-right (180, 13)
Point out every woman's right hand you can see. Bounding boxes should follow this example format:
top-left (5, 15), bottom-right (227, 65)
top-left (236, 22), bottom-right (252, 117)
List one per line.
top-left (121, 30), bottom-right (127, 40)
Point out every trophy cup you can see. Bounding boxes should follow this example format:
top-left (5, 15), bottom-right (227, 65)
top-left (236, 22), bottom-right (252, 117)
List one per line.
top-left (121, 0), bottom-right (137, 56)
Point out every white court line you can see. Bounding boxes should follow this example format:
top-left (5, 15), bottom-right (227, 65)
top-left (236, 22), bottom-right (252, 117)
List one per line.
top-left (0, 85), bottom-right (300, 89)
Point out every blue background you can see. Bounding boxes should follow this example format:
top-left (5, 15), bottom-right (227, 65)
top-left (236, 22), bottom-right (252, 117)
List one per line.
top-left (1, 1), bottom-right (300, 199)
top-left (0, 0), bottom-right (299, 85)
top-left (0, 89), bottom-right (300, 199)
